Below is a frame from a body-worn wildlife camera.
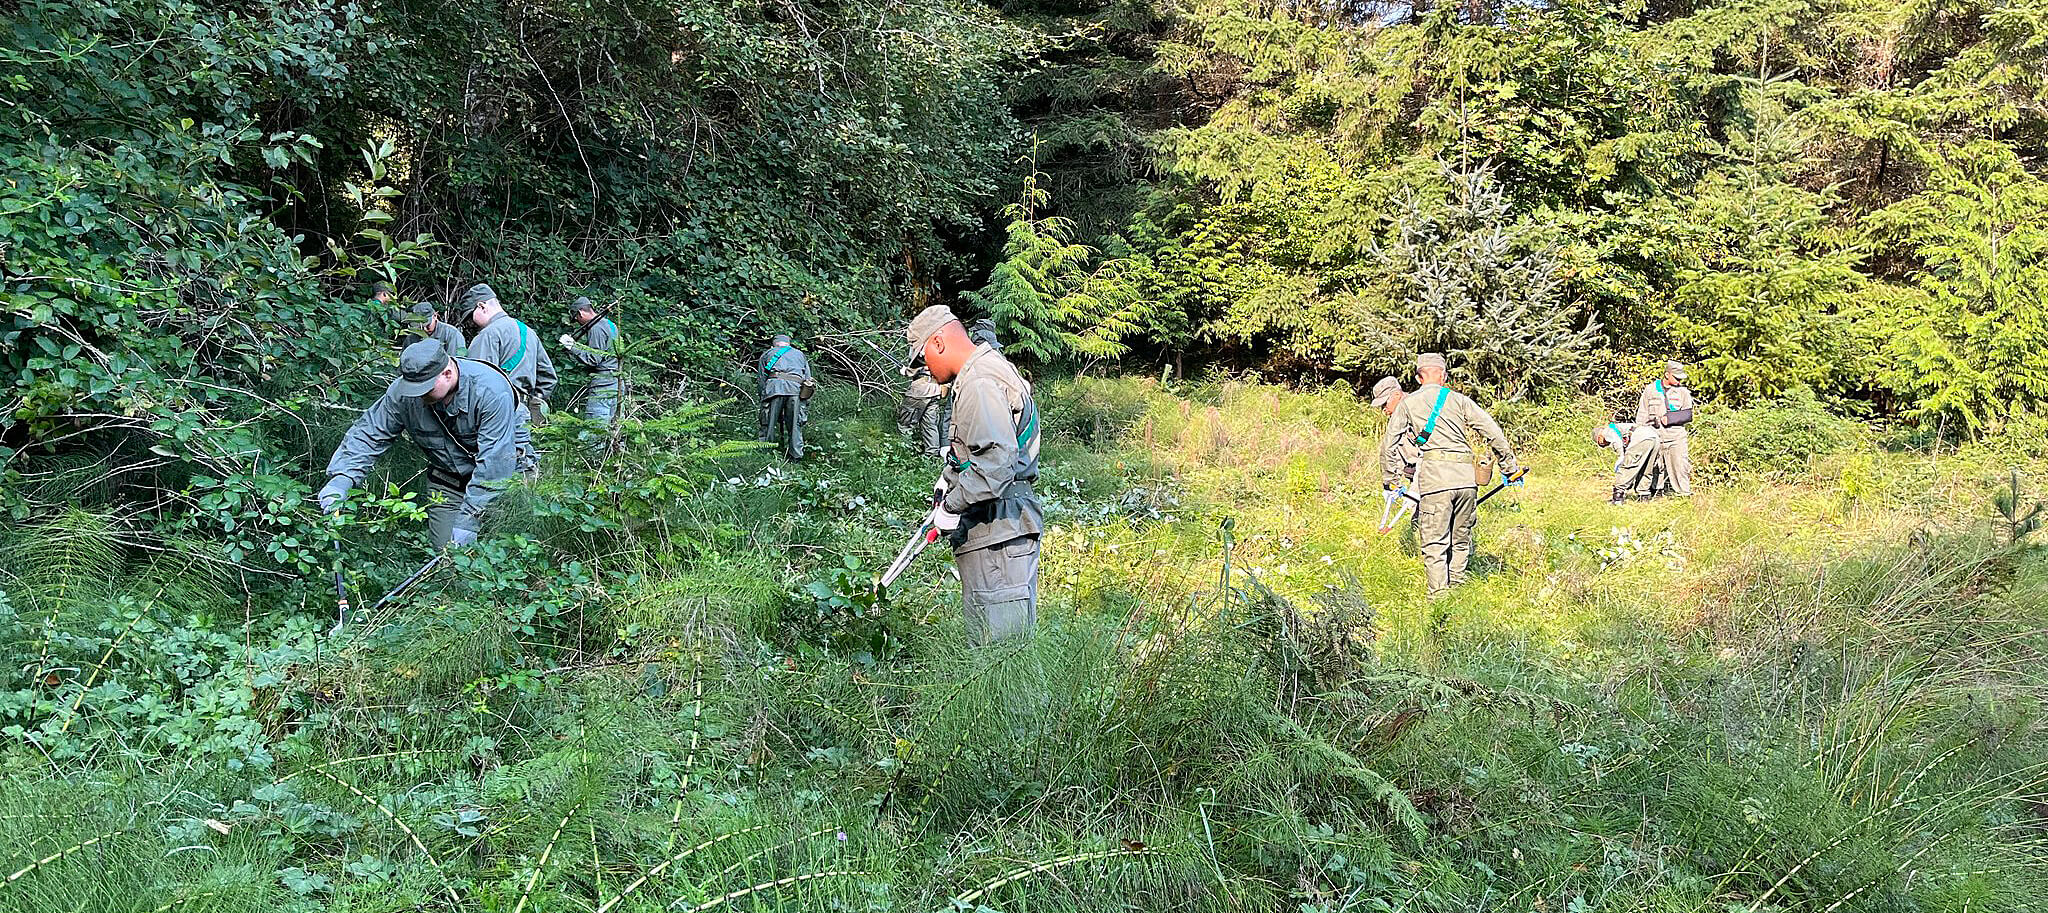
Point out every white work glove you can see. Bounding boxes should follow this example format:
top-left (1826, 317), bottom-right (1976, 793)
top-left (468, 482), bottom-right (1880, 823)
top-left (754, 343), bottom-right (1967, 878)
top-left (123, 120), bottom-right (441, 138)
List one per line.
top-left (932, 474), bottom-right (949, 503)
top-left (929, 504), bottom-right (961, 532)
top-left (448, 526), bottom-right (480, 548)
top-left (317, 485), bottom-right (344, 514)
top-left (558, 333), bottom-right (574, 348)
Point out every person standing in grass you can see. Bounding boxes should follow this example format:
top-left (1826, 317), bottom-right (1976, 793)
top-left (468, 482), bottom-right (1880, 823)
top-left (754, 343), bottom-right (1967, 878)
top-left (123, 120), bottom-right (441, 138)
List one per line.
top-left (757, 333), bottom-right (811, 460)
top-left (1372, 376), bottom-right (1416, 485)
top-left (400, 302), bottom-right (467, 357)
top-left (1594, 420), bottom-right (1663, 504)
top-left (900, 363), bottom-right (948, 459)
top-left (462, 283), bottom-right (557, 476)
top-left (557, 296), bottom-right (619, 427)
top-left (906, 304), bottom-right (1042, 645)
top-left (1635, 360), bottom-right (1695, 497)
top-left (1381, 353), bottom-right (1525, 596)
top-left (319, 340), bottom-right (519, 549)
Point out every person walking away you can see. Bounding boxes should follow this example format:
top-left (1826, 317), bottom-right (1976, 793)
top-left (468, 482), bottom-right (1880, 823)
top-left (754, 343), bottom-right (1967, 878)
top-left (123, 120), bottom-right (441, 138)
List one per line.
top-left (757, 334), bottom-right (811, 460)
top-left (462, 283), bottom-right (556, 476)
top-left (318, 341), bottom-right (519, 549)
top-left (1593, 421), bottom-right (1663, 504)
top-left (906, 305), bottom-right (1042, 645)
top-left (1635, 361), bottom-right (1695, 496)
top-left (900, 364), bottom-right (948, 458)
top-left (401, 302), bottom-right (467, 356)
top-left (558, 296), bottom-right (620, 429)
top-left (1381, 353), bottom-right (1525, 596)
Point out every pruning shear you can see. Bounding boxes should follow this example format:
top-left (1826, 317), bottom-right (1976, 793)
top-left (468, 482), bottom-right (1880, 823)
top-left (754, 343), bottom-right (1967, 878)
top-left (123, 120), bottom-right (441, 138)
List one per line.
top-left (1377, 486), bottom-right (1419, 534)
top-left (877, 520), bottom-right (941, 592)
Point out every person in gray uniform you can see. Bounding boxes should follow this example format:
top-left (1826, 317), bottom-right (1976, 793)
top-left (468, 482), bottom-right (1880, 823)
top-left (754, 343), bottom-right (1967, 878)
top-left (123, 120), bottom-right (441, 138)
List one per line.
top-left (401, 302), bottom-right (467, 357)
top-left (906, 305), bottom-right (1042, 645)
top-left (460, 283), bottom-right (556, 474)
top-left (318, 340), bottom-right (519, 549)
top-left (757, 333), bottom-right (811, 460)
top-left (900, 364), bottom-right (948, 458)
top-left (557, 296), bottom-right (620, 426)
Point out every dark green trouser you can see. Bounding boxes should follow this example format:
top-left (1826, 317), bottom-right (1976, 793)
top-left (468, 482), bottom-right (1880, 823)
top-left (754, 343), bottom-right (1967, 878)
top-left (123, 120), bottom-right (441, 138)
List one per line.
top-left (423, 470), bottom-right (469, 550)
top-left (761, 394), bottom-right (803, 459)
top-left (954, 535), bottom-right (1039, 645)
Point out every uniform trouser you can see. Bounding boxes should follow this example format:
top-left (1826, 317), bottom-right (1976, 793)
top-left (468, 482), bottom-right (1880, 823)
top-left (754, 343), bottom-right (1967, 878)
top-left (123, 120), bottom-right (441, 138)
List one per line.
top-left (583, 386), bottom-right (617, 424)
top-left (1614, 437), bottom-right (1663, 499)
top-left (906, 397), bottom-right (946, 456)
top-left (1416, 487), bottom-right (1478, 594)
top-left (423, 470), bottom-right (470, 550)
top-left (955, 535), bottom-right (1040, 645)
top-left (1660, 429), bottom-right (1692, 496)
top-left (761, 395), bottom-right (803, 459)
top-left (513, 414), bottom-right (536, 474)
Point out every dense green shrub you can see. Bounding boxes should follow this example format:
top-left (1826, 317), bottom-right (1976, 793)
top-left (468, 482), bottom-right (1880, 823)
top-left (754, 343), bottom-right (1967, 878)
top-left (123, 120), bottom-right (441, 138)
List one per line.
top-left (1689, 389), bottom-right (1863, 482)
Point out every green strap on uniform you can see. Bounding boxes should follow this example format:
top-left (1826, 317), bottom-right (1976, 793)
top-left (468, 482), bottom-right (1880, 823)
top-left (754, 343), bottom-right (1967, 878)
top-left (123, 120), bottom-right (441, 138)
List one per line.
top-left (766, 345), bottom-right (792, 373)
top-left (600, 318), bottom-right (616, 340)
top-left (500, 320), bottom-right (529, 373)
top-left (1414, 387), bottom-right (1451, 446)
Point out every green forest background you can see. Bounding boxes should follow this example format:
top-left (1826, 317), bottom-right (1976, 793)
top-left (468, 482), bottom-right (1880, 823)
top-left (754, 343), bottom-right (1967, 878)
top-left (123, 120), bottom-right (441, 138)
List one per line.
top-left (7, 0), bottom-right (2048, 911)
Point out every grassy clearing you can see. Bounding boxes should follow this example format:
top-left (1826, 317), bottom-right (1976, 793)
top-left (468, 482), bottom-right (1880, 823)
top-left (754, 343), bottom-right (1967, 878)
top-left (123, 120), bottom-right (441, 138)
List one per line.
top-left (3, 376), bottom-right (2046, 911)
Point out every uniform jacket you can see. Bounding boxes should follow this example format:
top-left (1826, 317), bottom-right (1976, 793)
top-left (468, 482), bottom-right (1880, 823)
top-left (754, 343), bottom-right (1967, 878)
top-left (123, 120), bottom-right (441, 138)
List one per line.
top-left (469, 316), bottom-right (557, 401)
top-left (566, 317), bottom-right (620, 392)
top-left (1381, 383), bottom-right (1520, 495)
top-left (1635, 380), bottom-right (1694, 440)
top-left (940, 345), bottom-right (1042, 553)
top-left (320, 359), bottom-right (520, 534)
top-left (402, 322), bottom-right (467, 357)
top-left (758, 345), bottom-right (811, 398)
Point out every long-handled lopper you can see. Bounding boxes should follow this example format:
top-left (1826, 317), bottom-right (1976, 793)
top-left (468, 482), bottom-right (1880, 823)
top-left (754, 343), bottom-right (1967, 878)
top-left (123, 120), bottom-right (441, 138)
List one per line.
top-left (330, 539), bottom-right (352, 635)
top-left (1377, 487), bottom-right (1420, 534)
top-left (876, 520), bottom-right (940, 592)
top-left (1475, 470), bottom-right (1529, 507)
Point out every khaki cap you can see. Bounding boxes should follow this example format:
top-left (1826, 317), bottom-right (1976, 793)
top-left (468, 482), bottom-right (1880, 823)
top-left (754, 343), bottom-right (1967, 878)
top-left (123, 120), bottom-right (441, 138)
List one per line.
top-left (1666, 360), bottom-right (1688, 382)
top-left (1370, 376), bottom-right (1402, 408)
top-left (904, 304), bottom-right (959, 364)
top-left (1416, 352), bottom-right (1447, 371)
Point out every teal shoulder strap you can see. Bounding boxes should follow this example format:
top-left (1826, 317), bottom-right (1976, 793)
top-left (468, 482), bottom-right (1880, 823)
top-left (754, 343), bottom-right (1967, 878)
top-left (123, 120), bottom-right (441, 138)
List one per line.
top-left (1414, 387), bottom-right (1451, 446)
top-left (952, 402), bottom-right (1039, 473)
top-left (601, 318), bottom-right (616, 338)
top-left (500, 320), bottom-right (529, 373)
top-left (766, 345), bottom-right (792, 371)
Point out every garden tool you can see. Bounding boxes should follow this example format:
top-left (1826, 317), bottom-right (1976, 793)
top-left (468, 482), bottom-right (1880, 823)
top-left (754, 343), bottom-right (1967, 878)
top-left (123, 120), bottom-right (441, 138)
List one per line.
top-left (330, 539), bottom-right (352, 635)
top-left (366, 553), bottom-right (446, 614)
top-left (1475, 468), bottom-right (1529, 507)
top-left (877, 520), bottom-right (940, 592)
top-left (1377, 487), bottom-right (1419, 534)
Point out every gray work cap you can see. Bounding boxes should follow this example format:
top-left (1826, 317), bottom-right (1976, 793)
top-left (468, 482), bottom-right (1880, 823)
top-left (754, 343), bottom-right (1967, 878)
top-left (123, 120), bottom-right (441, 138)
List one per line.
top-left (391, 339), bottom-right (451, 398)
top-left (406, 301), bottom-right (437, 326)
top-left (458, 283), bottom-right (498, 317)
top-left (1666, 360), bottom-right (1688, 382)
top-left (904, 304), bottom-right (959, 365)
top-left (1370, 376), bottom-right (1403, 408)
top-left (1416, 352), bottom-right (1447, 372)
top-left (571, 296), bottom-right (594, 316)
top-left (771, 333), bottom-right (792, 346)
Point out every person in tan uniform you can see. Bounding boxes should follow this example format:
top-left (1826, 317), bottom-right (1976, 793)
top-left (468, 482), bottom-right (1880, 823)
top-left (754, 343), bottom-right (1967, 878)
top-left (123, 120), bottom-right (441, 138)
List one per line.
top-left (1381, 353), bottom-right (1524, 595)
top-left (1372, 376), bottom-right (1417, 483)
top-left (905, 305), bottom-right (1043, 645)
top-left (1634, 361), bottom-right (1694, 496)
top-left (1593, 421), bottom-right (1662, 504)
